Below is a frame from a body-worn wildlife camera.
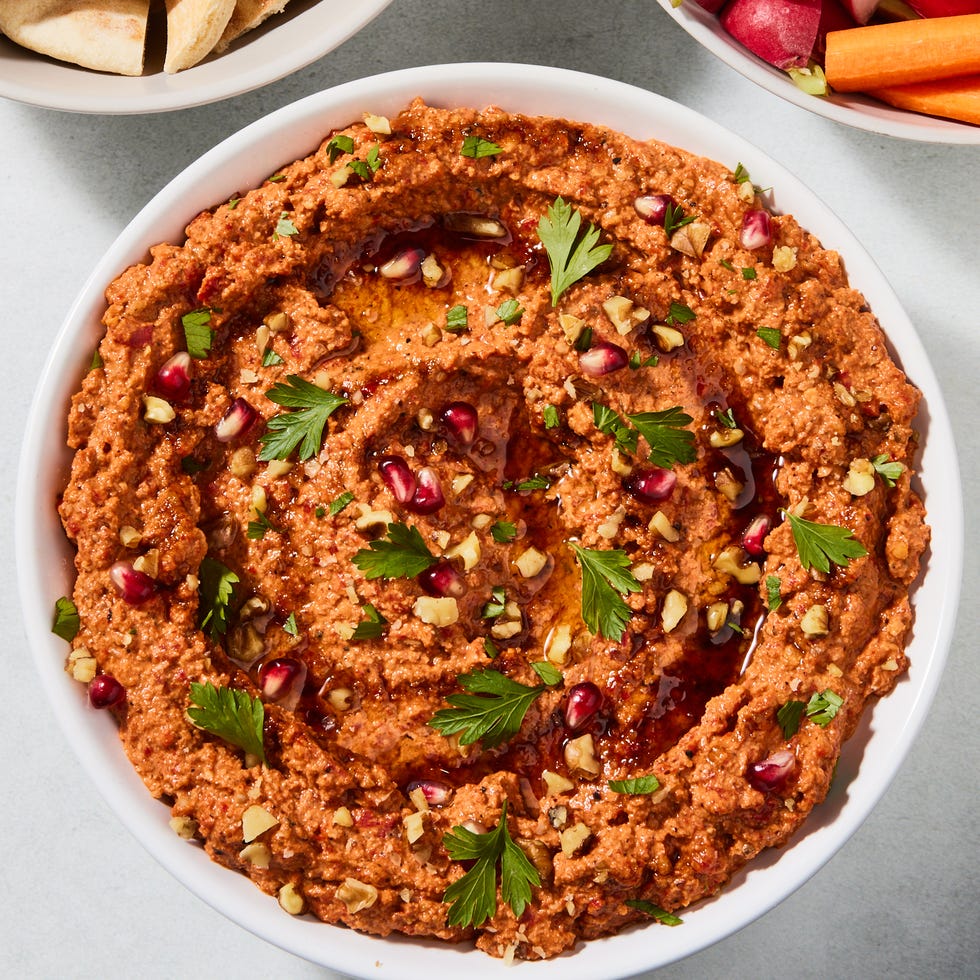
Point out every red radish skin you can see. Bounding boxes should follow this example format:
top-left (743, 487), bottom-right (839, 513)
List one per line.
top-left (907, 0), bottom-right (980, 13)
top-left (720, 0), bottom-right (823, 69)
top-left (695, 0), bottom-right (729, 12)
top-left (816, 0), bottom-right (859, 59)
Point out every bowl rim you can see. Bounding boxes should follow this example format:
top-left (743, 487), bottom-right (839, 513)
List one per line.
top-left (655, 0), bottom-right (980, 145)
top-left (15, 62), bottom-right (964, 979)
top-left (0, 0), bottom-right (393, 114)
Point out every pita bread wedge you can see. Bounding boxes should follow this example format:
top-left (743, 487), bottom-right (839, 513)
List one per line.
top-left (214, 0), bottom-right (289, 53)
top-left (163, 0), bottom-right (236, 73)
top-left (0, 0), bottom-right (149, 76)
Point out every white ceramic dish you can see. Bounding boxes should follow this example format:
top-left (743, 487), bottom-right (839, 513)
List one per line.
top-left (16, 63), bottom-right (962, 979)
top-left (0, 0), bottom-right (392, 114)
top-left (656, 0), bottom-right (980, 144)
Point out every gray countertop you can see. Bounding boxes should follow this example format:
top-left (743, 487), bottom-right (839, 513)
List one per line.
top-left (2, 1), bottom-right (977, 977)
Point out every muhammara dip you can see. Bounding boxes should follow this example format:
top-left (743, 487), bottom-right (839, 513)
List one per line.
top-left (57, 100), bottom-right (928, 960)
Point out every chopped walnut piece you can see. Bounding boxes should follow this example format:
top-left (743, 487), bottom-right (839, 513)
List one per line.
top-left (336, 877), bottom-right (378, 914)
top-left (278, 882), bottom-right (306, 915)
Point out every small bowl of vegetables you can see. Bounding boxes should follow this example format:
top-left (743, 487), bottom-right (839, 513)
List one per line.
top-left (658, 0), bottom-right (980, 142)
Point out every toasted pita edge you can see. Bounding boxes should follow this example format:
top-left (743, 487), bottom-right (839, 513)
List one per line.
top-left (163, 0), bottom-right (237, 73)
top-left (214, 0), bottom-right (290, 53)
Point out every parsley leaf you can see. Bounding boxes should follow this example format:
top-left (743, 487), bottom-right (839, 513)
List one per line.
top-left (733, 162), bottom-right (751, 184)
top-left (429, 669), bottom-right (546, 748)
top-left (246, 510), bottom-right (280, 540)
top-left (446, 304), bottom-right (469, 333)
top-left (663, 202), bottom-right (694, 238)
top-left (509, 475), bottom-right (550, 492)
top-left (182, 308), bottom-right (213, 359)
top-left (666, 302), bottom-right (695, 325)
top-left (443, 800), bottom-right (540, 927)
top-left (542, 404), bottom-right (559, 429)
top-left (628, 351), bottom-right (658, 370)
top-left (570, 545), bottom-right (642, 642)
top-left (347, 146), bottom-right (381, 181)
top-left (720, 258), bottom-right (735, 271)
top-left (625, 408), bottom-right (696, 469)
top-left (490, 521), bottom-right (517, 544)
top-left (777, 699), bottom-right (805, 738)
top-left (593, 402), bottom-right (638, 455)
top-left (275, 212), bottom-right (298, 238)
top-left (871, 454), bottom-right (905, 487)
top-left (742, 267), bottom-right (757, 281)
top-left (783, 510), bottom-right (867, 573)
top-left (757, 327), bottom-right (781, 349)
top-left (283, 612), bottom-right (298, 636)
top-left (537, 196), bottom-right (613, 306)
top-left (90, 348), bottom-right (103, 370)
top-left (52, 596), bottom-right (80, 642)
top-left (807, 688), bottom-right (843, 726)
top-left (351, 603), bottom-right (388, 640)
top-left (351, 522), bottom-right (437, 580)
top-left (262, 348), bottom-right (284, 367)
top-left (531, 661), bottom-right (563, 686)
top-left (765, 574), bottom-right (782, 612)
top-left (461, 135), bottom-right (504, 159)
top-left (483, 637), bottom-right (499, 659)
top-left (625, 898), bottom-right (683, 926)
top-left (714, 407), bottom-right (737, 429)
top-left (482, 585), bottom-right (507, 619)
top-left (495, 298), bottom-right (523, 325)
top-left (326, 134), bottom-right (354, 163)
top-left (198, 557), bottom-right (238, 640)
top-left (609, 774), bottom-right (661, 795)
top-left (258, 375), bottom-right (348, 462)
top-left (328, 490), bottom-right (354, 516)
top-left (187, 681), bottom-right (265, 763)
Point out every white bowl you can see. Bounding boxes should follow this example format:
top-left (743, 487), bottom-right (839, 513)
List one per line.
top-left (15, 63), bottom-right (962, 979)
top-left (656, 0), bottom-right (980, 144)
top-left (0, 0), bottom-right (392, 114)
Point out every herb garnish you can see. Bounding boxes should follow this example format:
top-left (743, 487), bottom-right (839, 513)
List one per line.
top-left (347, 145), bottom-right (381, 181)
top-left (482, 585), bottom-right (507, 619)
top-left (757, 327), bottom-right (781, 349)
top-left (495, 298), bottom-right (523, 325)
top-left (765, 573), bottom-right (782, 612)
top-left (733, 162), bottom-right (751, 184)
top-left (628, 351), bottom-right (658, 370)
top-left (428, 669), bottom-right (546, 748)
top-left (262, 348), bottom-right (284, 367)
top-left (326, 134), bottom-right (354, 163)
top-left (187, 681), bottom-right (265, 763)
top-left (182, 308), bottom-right (213, 359)
top-left (328, 490), bottom-right (355, 516)
top-left (626, 408), bottom-right (697, 469)
top-left (505, 475), bottom-right (550, 492)
top-left (609, 774), bottom-right (661, 795)
top-left (573, 326), bottom-right (594, 352)
top-left (663, 202), bottom-right (694, 238)
top-left (666, 302), bottom-right (696, 325)
top-left (246, 510), bottom-right (280, 540)
top-left (490, 521), bottom-right (517, 544)
top-left (777, 699), bottom-right (805, 739)
top-left (461, 135), bottom-right (504, 159)
top-left (446, 304), bottom-right (469, 332)
top-left (626, 899), bottom-right (683, 926)
top-left (542, 404), bottom-right (559, 429)
top-left (483, 638), bottom-right (500, 659)
top-left (443, 800), bottom-right (540, 927)
top-left (52, 596), bottom-right (80, 642)
top-left (258, 375), bottom-right (348, 462)
top-left (871, 454), bottom-right (905, 487)
top-left (275, 212), bottom-right (298, 238)
top-left (198, 557), bottom-right (238, 640)
top-left (351, 522), bottom-right (437, 580)
top-left (742, 267), bottom-right (757, 280)
top-left (531, 661), bottom-right (563, 686)
top-left (283, 612), bottom-right (298, 637)
top-left (778, 688), bottom-right (844, 738)
top-left (592, 403), bottom-right (638, 455)
top-left (537, 197), bottom-right (613, 306)
top-left (569, 545), bottom-right (642, 642)
top-left (90, 348), bottom-right (103, 370)
top-left (714, 407), bottom-right (737, 429)
top-left (351, 603), bottom-right (388, 640)
top-left (783, 510), bottom-right (867, 573)
top-left (720, 258), bottom-right (735, 272)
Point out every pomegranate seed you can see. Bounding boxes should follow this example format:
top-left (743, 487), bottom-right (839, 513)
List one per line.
top-left (109, 560), bottom-right (156, 604)
top-left (564, 682), bottom-right (602, 731)
top-left (742, 515), bottom-right (771, 557)
top-left (440, 401), bottom-right (479, 448)
top-left (418, 560), bottom-right (464, 598)
top-left (303, 707), bottom-right (337, 734)
top-left (748, 748), bottom-right (796, 792)
top-left (625, 466), bottom-right (677, 503)
top-left (259, 657), bottom-right (307, 711)
top-left (154, 351), bottom-right (192, 402)
top-left (378, 454), bottom-right (417, 504)
top-left (633, 194), bottom-right (674, 226)
top-left (740, 210), bottom-right (772, 250)
top-left (579, 340), bottom-right (629, 377)
top-left (88, 674), bottom-right (126, 709)
top-left (407, 779), bottom-right (454, 806)
top-left (379, 247), bottom-right (424, 280)
top-left (408, 467), bottom-right (445, 515)
top-left (214, 397), bottom-right (258, 442)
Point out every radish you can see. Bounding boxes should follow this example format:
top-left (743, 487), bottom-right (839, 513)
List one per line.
top-left (905, 0), bottom-right (980, 13)
top-left (695, 0), bottom-right (729, 12)
top-left (720, 0), bottom-right (823, 69)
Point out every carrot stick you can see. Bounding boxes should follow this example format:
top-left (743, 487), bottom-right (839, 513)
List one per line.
top-left (824, 14), bottom-right (980, 92)
top-left (869, 74), bottom-right (980, 126)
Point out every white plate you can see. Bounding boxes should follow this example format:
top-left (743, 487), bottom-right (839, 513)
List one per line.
top-left (0, 0), bottom-right (392, 114)
top-left (15, 63), bottom-right (963, 979)
top-left (656, 0), bottom-right (980, 144)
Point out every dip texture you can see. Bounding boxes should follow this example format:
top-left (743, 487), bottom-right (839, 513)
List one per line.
top-left (59, 100), bottom-right (928, 960)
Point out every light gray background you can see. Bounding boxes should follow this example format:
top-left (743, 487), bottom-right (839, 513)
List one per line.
top-left (2, 1), bottom-right (977, 978)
